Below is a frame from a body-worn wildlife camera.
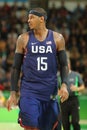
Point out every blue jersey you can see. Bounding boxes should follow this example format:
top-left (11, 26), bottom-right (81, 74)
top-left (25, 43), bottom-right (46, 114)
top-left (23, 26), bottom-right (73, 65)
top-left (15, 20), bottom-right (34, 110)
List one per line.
top-left (20, 30), bottom-right (58, 101)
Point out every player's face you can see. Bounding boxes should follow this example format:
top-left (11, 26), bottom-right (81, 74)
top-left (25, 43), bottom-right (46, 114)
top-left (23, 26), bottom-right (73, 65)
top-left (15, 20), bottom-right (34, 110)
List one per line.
top-left (28, 14), bottom-right (40, 30)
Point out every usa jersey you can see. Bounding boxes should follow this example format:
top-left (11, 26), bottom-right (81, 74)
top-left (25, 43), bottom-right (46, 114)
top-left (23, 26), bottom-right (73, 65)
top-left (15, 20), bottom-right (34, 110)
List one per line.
top-left (20, 30), bottom-right (58, 101)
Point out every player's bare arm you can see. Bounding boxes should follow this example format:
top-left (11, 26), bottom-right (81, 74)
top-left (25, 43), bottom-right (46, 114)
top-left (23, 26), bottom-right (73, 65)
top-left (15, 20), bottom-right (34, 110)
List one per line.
top-left (53, 32), bottom-right (69, 102)
top-left (70, 84), bottom-right (85, 92)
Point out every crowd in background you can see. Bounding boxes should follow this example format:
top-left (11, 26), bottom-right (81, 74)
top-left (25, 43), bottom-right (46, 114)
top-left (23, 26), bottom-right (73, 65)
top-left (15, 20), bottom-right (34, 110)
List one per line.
top-left (0, 1), bottom-right (87, 107)
top-left (47, 1), bottom-right (87, 87)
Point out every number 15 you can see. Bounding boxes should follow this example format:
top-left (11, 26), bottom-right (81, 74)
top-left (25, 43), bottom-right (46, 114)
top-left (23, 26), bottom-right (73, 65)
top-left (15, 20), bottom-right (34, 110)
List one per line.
top-left (37, 57), bottom-right (48, 71)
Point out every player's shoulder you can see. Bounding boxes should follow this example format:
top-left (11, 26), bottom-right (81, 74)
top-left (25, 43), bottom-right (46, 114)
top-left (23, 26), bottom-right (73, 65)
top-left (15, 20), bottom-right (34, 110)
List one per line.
top-left (51, 30), bottom-right (65, 49)
top-left (18, 32), bottom-right (29, 43)
top-left (18, 31), bottom-right (29, 40)
top-left (16, 31), bottom-right (29, 49)
top-left (52, 31), bottom-right (63, 40)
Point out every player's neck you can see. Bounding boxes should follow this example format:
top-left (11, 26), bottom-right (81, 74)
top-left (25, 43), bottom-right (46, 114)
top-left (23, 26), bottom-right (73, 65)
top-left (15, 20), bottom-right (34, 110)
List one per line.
top-left (34, 25), bottom-right (47, 34)
top-left (34, 27), bottom-right (48, 41)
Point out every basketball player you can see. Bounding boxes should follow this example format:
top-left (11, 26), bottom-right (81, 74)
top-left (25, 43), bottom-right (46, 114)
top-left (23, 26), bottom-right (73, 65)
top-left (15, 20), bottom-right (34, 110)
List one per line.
top-left (6, 8), bottom-right (69, 130)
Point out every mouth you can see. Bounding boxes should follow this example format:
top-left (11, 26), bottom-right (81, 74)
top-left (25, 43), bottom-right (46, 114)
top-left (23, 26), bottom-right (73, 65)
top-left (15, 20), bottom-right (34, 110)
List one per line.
top-left (28, 23), bottom-right (33, 29)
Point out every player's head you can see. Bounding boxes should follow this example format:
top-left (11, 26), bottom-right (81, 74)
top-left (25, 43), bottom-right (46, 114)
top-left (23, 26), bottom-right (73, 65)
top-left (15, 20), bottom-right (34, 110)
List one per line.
top-left (29, 8), bottom-right (47, 21)
top-left (28, 7), bottom-right (47, 29)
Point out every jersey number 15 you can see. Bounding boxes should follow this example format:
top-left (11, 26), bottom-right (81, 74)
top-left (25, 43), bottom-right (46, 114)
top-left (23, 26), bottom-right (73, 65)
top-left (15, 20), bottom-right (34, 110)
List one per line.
top-left (37, 57), bottom-right (48, 71)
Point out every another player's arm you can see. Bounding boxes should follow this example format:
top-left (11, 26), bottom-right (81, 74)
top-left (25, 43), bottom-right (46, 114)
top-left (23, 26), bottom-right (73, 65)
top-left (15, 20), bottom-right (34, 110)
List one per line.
top-left (54, 32), bottom-right (69, 102)
top-left (71, 74), bottom-right (85, 92)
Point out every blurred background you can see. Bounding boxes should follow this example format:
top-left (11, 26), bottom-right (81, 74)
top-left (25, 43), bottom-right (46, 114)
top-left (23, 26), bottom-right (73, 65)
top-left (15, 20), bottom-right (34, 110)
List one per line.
top-left (0, 0), bottom-right (87, 130)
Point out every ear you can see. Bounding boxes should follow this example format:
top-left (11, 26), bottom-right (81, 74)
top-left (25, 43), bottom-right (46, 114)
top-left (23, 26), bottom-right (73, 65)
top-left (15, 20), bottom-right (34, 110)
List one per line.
top-left (40, 16), bottom-right (45, 21)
